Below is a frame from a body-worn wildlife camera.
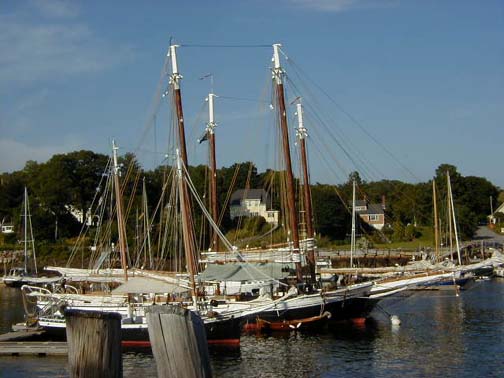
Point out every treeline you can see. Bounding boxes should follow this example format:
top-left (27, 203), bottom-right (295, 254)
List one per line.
top-left (0, 151), bottom-right (500, 251)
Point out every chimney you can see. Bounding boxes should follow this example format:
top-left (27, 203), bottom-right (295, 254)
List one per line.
top-left (382, 195), bottom-right (386, 210)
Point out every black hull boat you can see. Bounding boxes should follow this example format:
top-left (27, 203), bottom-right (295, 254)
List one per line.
top-left (38, 315), bottom-right (242, 348)
top-left (243, 283), bottom-right (378, 332)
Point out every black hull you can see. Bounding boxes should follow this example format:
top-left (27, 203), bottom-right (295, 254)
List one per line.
top-left (244, 297), bottom-right (379, 331)
top-left (3, 279), bottom-right (24, 288)
top-left (39, 316), bottom-right (241, 347)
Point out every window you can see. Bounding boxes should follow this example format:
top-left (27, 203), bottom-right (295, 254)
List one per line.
top-left (268, 213), bottom-right (274, 218)
top-left (369, 214), bottom-right (380, 221)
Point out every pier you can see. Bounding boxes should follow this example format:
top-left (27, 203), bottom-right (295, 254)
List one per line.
top-left (0, 341), bottom-right (67, 356)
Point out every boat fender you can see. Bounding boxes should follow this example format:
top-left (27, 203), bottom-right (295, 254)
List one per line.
top-left (390, 315), bottom-right (401, 326)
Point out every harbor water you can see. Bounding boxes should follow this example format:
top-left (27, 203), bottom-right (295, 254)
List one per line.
top-left (1, 279), bottom-right (503, 377)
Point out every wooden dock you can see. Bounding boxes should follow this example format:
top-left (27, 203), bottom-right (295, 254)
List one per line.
top-left (0, 329), bottom-right (46, 342)
top-left (0, 341), bottom-right (68, 356)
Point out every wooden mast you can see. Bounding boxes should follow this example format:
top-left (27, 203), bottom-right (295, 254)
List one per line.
top-left (295, 101), bottom-right (315, 282)
top-left (272, 44), bottom-right (302, 282)
top-left (112, 140), bottom-right (128, 281)
top-left (169, 44), bottom-right (198, 301)
top-left (432, 179), bottom-right (440, 263)
top-left (207, 93), bottom-right (219, 252)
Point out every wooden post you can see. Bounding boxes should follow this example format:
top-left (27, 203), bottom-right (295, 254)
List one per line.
top-left (65, 310), bottom-right (122, 378)
top-left (146, 305), bottom-right (212, 378)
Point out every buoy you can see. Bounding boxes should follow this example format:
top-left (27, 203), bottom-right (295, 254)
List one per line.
top-left (390, 315), bottom-right (401, 326)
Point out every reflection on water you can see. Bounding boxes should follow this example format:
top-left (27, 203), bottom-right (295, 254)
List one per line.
top-left (1, 280), bottom-right (503, 377)
top-left (0, 285), bottom-right (25, 334)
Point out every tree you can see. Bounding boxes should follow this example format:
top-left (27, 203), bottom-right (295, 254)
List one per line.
top-left (392, 220), bottom-right (405, 242)
top-left (311, 184), bottom-right (349, 239)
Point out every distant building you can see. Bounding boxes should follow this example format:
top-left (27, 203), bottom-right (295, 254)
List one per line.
top-left (351, 198), bottom-right (386, 230)
top-left (230, 189), bottom-right (279, 225)
top-left (488, 202), bottom-right (504, 225)
top-left (1, 224), bottom-right (14, 234)
top-left (65, 205), bottom-right (95, 226)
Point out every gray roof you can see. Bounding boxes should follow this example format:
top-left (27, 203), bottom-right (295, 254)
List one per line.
top-left (358, 203), bottom-right (385, 215)
top-left (112, 277), bottom-right (188, 294)
top-left (198, 262), bottom-right (293, 282)
top-left (230, 189), bottom-right (270, 206)
top-left (354, 200), bottom-right (368, 206)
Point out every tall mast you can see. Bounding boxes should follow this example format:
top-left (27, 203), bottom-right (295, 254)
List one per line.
top-left (350, 180), bottom-right (356, 269)
top-left (272, 43), bottom-right (302, 281)
top-left (207, 93), bottom-right (219, 252)
top-left (176, 149), bottom-right (197, 307)
top-left (169, 44), bottom-right (199, 288)
top-left (295, 100), bottom-right (315, 281)
top-left (432, 179), bottom-right (440, 263)
top-left (447, 172), bottom-right (462, 265)
top-left (112, 140), bottom-right (128, 281)
top-left (142, 177), bottom-right (152, 268)
top-left (23, 186), bottom-right (28, 274)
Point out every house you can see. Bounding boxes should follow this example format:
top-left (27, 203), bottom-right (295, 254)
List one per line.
top-left (351, 199), bottom-right (386, 230)
top-left (1, 224), bottom-right (14, 234)
top-left (488, 202), bottom-right (504, 225)
top-left (229, 189), bottom-right (279, 225)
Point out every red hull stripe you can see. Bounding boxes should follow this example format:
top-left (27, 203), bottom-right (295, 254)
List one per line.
top-left (207, 339), bottom-right (240, 346)
top-left (121, 339), bottom-right (240, 347)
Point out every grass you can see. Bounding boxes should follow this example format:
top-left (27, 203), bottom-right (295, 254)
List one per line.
top-left (329, 226), bottom-right (435, 251)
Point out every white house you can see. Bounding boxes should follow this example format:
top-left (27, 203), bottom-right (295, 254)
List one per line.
top-left (229, 189), bottom-right (279, 225)
top-left (489, 202), bottom-right (504, 225)
top-left (1, 224), bottom-right (14, 234)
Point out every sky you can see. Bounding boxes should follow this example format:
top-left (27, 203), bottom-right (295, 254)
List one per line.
top-left (1, 0), bottom-right (503, 186)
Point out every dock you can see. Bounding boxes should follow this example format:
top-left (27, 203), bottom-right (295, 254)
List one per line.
top-left (0, 328), bottom-right (46, 342)
top-left (0, 328), bottom-right (68, 356)
top-left (0, 341), bottom-right (68, 356)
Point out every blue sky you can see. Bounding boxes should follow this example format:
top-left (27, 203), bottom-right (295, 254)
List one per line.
top-left (1, 0), bottom-right (503, 186)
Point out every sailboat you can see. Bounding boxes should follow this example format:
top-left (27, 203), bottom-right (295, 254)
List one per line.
top-left (241, 44), bottom-right (375, 331)
top-left (3, 187), bottom-right (39, 287)
top-left (21, 43), bottom-right (383, 342)
top-left (22, 45), bottom-right (276, 346)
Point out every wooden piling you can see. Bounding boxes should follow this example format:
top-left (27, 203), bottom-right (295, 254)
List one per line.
top-left (146, 305), bottom-right (212, 378)
top-left (65, 310), bottom-right (122, 378)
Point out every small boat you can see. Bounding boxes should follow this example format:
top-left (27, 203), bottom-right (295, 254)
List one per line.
top-left (254, 311), bottom-right (332, 332)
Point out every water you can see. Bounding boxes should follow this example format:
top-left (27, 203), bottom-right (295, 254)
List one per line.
top-left (1, 280), bottom-right (504, 377)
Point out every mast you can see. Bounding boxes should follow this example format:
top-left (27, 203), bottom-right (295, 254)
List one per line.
top-left (432, 179), bottom-right (440, 263)
top-left (447, 182), bottom-right (453, 262)
top-left (207, 93), bottom-right (219, 252)
top-left (169, 44), bottom-right (199, 291)
top-left (142, 177), bottom-right (152, 268)
top-left (112, 140), bottom-right (128, 281)
top-left (22, 187), bottom-right (37, 274)
top-left (272, 43), bottom-right (302, 281)
top-left (295, 101), bottom-right (315, 281)
top-left (350, 180), bottom-right (356, 268)
top-left (23, 186), bottom-right (28, 274)
top-left (447, 172), bottom-right (462, 265)
top-left (176, 149), bottom-right (197, 307)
